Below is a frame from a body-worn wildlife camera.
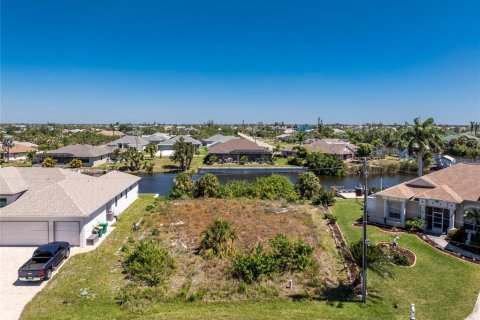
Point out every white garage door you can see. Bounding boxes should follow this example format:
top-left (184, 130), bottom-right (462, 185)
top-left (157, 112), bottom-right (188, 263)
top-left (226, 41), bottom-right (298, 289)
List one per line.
top-left (0, 221), bottom-right (49, 246)
top-left (54, 222), bottom-right (80, 246)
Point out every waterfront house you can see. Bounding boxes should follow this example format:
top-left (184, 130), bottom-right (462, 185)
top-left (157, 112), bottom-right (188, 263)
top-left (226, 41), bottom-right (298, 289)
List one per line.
top-left (0, 142), bottom-right (38, 162)
top-left (208, 138), bottom-right (272, 163)
top-left (369, 163), bottom-right (480, 235)
top-left (43, 144), bottom-right (116, 167)
top-left (106, 135), bottom-right (150, 151)
top-left (157, 135), bottom-right (202, 157)
top-left (282, 139), bottom-right (358, 160)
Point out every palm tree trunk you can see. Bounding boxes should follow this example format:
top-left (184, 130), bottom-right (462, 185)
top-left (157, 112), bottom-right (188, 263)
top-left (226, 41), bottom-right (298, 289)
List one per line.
top-left (418, 149), bottom-right (423, 176)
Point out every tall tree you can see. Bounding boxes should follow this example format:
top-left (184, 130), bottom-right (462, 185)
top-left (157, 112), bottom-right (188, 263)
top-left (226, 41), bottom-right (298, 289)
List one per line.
top-left (402, 117), bottom-right (443, 176)
top-left (170, 137), bottom-right (195, 171)
top-left (1, 135), bottom-right (15, 163)
top-left (145, 142), bottom-right (158, 159)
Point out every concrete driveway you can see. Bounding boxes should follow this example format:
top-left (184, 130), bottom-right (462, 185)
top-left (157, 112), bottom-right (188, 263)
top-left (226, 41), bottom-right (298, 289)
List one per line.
top-left (0, 229), bottom-right (114, 320)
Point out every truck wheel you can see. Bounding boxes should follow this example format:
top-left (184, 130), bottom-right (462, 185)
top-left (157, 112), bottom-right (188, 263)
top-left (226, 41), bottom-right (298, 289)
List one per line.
top-left (65, 249), bottom-right (70, 259)
top-left (45, 269), bottom-right (52, 280)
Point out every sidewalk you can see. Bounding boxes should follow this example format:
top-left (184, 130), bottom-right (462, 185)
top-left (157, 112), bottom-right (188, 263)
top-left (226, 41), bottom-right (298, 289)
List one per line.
top-left (426, 234), bottom-right (480, 261)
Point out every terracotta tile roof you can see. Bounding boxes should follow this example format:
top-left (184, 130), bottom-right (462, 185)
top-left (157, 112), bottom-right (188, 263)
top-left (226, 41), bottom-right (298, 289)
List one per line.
top-left (377, 163), bottom-right (480, 203)
top-left (208, 139), bottom-right (271, 154)
top-left (0, 167), bottom-right (140, 217)
top-left (0, 144), bottom-right (37, 154)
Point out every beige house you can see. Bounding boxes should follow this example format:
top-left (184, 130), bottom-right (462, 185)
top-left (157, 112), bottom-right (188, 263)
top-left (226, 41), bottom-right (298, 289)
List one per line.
top-left (369, 163), bottom-right (480, 234)
top-left (43, 144), bottom-right (116, 167)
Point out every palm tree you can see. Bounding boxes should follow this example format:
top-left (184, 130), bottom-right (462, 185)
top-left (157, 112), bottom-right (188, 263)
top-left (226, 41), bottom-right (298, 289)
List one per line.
top-left (1, 135), bottom-right (15, 163)
top-left (401, 117), bottom-right (443, 176)
top-left (464, 208), bottom-right (480, 232)
top-left (68, 158), bottom-right (83, 168)
top-left (25, 150), bottom-right (37, 163)
top-left (145, 142), bottom-right (158, 159)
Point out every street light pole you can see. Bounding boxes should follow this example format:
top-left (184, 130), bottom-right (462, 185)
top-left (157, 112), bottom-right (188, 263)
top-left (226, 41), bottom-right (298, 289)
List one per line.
top-left (362, 157), bottom-right (368, 304)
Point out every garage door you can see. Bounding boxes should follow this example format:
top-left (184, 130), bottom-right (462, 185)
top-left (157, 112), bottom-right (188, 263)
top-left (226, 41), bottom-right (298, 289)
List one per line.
top-left (54, 222), bottom-right (80, 246)
top-left (0, 222), bottom-right (49, 246)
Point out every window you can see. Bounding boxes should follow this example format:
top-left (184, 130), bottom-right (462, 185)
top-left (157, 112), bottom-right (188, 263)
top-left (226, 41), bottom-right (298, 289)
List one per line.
top-left (115, 196), bottom-right (118, 206)
top-left (388, 201), bottom-right (401, 220)
top-left (0, 198), bottom-right (7, 208)
top-left (125, 189), bottom-right (128, 198)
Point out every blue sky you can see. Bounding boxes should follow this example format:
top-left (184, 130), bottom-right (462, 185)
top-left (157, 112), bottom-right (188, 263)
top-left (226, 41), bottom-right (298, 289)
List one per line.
top-left (1, 0), bottom-right (479, 124)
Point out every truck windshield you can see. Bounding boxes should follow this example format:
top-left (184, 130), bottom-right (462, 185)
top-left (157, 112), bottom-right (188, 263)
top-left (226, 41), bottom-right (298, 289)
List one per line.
top-left (33, 251), bottom-right (53, 258)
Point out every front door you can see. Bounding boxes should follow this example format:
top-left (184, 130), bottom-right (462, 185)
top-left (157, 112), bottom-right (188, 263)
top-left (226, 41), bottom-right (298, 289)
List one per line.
top-left (432, 210), bottom-right (443, 233)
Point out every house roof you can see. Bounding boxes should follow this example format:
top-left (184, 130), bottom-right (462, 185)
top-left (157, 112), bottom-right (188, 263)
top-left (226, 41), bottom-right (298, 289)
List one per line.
top-left (0, 167), bottom-right (140, 217)
top-left (204, 134), bottom-right (238, 144)
top-left (97, 130), bottom-right (125, 137)
top-left (377, 163), bottom-right (480, 203)
top-left (158, 135), bottom-right (202, 146)
top-left (283, 139), bottom-right (358, 155)
top-left (1, 144), bottom-right (37, 155)
top-left (44, 144), bottom-right (115, 158)
top-left (208, 139), bottom-right (271, 154)
top-left (106, 135), bottom-right (150, 147)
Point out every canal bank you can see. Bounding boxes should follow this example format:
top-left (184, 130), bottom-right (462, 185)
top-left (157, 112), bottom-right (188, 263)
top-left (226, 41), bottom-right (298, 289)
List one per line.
top-left (137, 169), bottom-right (416, 196)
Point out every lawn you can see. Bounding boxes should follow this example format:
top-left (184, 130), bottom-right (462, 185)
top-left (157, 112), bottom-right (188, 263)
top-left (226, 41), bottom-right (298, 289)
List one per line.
top-left (94, 155), bottom-right (205, 174)
top-left (20, 197), bottom-right (480, 320)
top-left (331, 199), bottom-right (480, 320)
top-left (206, 157), bottom-right (300, 168)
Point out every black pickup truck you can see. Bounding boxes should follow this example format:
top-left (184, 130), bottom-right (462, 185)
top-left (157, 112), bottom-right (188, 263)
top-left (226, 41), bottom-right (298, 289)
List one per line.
top-left (18, 242), bottom-right (70, 281)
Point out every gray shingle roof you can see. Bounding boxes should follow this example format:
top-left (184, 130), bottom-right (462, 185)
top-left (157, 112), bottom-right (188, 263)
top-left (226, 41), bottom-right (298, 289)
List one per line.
top-left (0, 167), bottom-right (140, 217)
top-left (45, 144), bottom-right (115, 158)
top-left (204, 134), bottom-right (238, 144)
top-left (158, 135), bottom-right (201, 146)
top-left (107, 135), bottom-right (150, 148)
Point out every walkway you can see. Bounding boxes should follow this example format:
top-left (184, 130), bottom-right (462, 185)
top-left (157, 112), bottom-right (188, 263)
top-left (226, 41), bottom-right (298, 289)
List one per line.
top-left (466, 292), bottom-right (480, 320)
top-left (237, 133), bottom-right (275, 151)
top-left (426, 234), bottom-right (480, 261)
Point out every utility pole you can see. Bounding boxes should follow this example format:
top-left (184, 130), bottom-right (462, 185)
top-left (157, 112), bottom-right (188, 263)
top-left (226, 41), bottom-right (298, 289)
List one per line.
top-left (362, 157), bottom-right (368, 304)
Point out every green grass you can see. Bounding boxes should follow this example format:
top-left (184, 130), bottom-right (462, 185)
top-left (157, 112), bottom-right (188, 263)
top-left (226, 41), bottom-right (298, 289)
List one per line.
top-left (331, 199), bottom-right (480, 320)
top-left (207, 157), bottom-right (300, 168)
top-left (20, 197), bottom-right (480, 320)
top-left (94, 155), bottom-right (205, 174)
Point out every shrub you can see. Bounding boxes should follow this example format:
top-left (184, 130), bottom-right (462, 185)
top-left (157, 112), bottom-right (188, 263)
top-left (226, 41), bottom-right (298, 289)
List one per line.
top-left (323, 213), bottom-right (337, 224)
top-left (230, 245), bottom-right (278, 283)
top-left (68, 158), bottom-right (83, 168)
top-left (217, 180), bottom-right (253, 198)
top-left (349, 240), bottom-right (393, 277)
top-left (287, 156), bottom-right (304, 166)
top-left (405, 218), bottom-right (424, 232)
top-left (306, 152), bottom-right (345, 176)
top-left (269, 234), bottom-right (314, 272)
top-left (116, 285), bottom-right (166, 310)
top-left (447, 226), bottom-right (467, 242)
top-left (295, 172), bottom-right (321, 200)
top-left (252, 174), bottom-right (298, 201)
top-left (123, 240), bottom-right (175, 286)
top-left (199, 219), bottom-right (236, 258)
top-left (240, 155), bottom-right (250, 164)
top-left (391, 250), bottom-right (410, 266)
top-left (42, 156), bottom-right (56, 167)
top-left (194, 173), bottom-right (220, 198)
top-left (207, 154), bottom-right (218, 163)
top-left (170, 172), bottom-right (194, 199)
top-left (312, 188), bottom-right (336, 206)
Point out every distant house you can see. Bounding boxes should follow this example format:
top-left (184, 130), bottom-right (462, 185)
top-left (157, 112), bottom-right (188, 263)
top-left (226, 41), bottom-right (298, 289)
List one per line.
top-left (282, 139), bottom-right (358, 160)
top-left (370, 163), bottom-right (480, 234)
top-left (97, 129), bottom-right (125, 137)
top-left (444, 133), bottom-right (480, 142)
top-left (295, 126), bottom-right (314, 132)
top-left (208, 139), bottom-right (272, 163)
top-left (332, 128), bottom-right (346, 134)
top-left (203, 134), bottom-right (239, 148)
top-left (106, 135), bottom-right (150, 151)
top-left (43, 144), bottom-right (116, 167)
top-left (0, 142), bottom-right (39, 161)
top-left (276, 133), bottom-right (293, 142)
top-left (157, 135), bottom-right (202, 157)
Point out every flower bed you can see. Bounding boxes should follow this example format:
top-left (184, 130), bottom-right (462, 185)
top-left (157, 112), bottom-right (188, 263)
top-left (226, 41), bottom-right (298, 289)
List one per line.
top-left (377, 242), bottom-right (416, 267)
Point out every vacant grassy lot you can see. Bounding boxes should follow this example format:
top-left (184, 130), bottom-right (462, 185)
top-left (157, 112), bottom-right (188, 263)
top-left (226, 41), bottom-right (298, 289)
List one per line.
top-left (332, 199), bottom-right (480, 320)
top-left (21, 197), bottom-right (479, 319)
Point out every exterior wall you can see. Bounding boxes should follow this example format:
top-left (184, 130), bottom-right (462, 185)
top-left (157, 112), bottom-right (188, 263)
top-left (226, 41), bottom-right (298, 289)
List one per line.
top-left (90, 155), bottom-right (111, 167)
top-left (9, 153), bottom-right (28, 161)
top-left (79, 182), bottom-right (139, 247)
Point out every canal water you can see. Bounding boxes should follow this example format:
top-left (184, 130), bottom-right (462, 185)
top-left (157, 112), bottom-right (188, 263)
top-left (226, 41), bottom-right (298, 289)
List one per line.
top-left (137, 170), bottom-right (416, 196)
